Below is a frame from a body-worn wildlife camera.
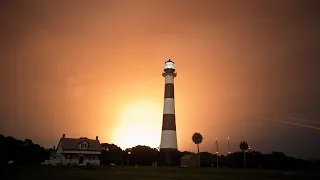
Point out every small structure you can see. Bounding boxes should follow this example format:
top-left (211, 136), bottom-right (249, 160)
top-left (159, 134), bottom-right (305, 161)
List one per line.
top-left (180, 154), bottom-right (198, 168)
top-left (44, 134), bottom-right (102, 166)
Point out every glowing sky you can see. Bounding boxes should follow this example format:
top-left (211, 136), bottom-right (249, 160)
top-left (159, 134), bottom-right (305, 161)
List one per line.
top-left (0, 0), bottom-right (320, 159)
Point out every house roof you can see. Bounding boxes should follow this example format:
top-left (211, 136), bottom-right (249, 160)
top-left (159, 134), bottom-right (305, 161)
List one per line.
top-left (59, 138), bottom-right (102, 151)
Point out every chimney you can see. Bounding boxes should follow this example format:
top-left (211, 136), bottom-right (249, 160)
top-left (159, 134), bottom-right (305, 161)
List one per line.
top-left (96, 136), bottom-right (98, 140)
top-left (63, 134), bottom-right (65, 138)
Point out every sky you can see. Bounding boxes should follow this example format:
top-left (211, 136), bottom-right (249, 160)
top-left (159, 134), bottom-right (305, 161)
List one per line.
top-left (0, 0), bottom-right (320, 159)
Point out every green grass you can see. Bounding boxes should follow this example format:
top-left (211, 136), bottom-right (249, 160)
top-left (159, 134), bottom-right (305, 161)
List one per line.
top-left (1, 166), bottom-right (318, 180)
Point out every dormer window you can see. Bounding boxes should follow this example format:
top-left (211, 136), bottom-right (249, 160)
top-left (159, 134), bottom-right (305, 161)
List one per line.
top-left (81, 143), bottom-right (87, 149)
top-left (79, 141), bottom-right (89, 149)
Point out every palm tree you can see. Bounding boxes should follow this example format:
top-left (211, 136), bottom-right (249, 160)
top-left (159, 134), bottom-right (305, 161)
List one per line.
top-left (192, 132), bottom-right (203, 168)
top-left (239, 141), bottom-right (249, 169)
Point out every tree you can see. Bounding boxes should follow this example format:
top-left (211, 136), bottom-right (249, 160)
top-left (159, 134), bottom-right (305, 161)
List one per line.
top-left (124, 145), bottom-right (159, 166)
top-left (100, 143), bottom-right (123, 165)
top-left (239, 141), bottom-right (249, 169)
top-left (0, 134), bottom-right (47, 166)
top-left (192, 132), bottom-right (203, 168)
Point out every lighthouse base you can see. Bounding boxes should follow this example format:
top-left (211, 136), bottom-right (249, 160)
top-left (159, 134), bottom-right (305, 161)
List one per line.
top-left (159, 148), bottom-right (180, 166)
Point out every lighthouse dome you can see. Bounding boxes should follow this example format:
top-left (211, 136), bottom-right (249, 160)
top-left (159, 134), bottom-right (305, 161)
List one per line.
top-left (165, 59), bottom-right (174, 69)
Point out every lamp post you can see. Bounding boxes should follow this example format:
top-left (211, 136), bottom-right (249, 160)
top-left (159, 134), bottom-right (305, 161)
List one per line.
top-left (104, 148), bottom-right (110, 165)
top-left (127, 151), bottom-right (132, 166)
top-left (228, 137), bottom-right (231, 154)
top-left (215, 138), bottom-right (219, 169)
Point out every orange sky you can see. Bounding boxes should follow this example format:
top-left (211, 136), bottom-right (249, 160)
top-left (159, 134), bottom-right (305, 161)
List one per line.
top-left (1, 0), bottom-right (320, 159)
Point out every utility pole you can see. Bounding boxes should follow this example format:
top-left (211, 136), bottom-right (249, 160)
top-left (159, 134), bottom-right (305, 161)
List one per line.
top-left (215, 138), bottom-right (219, 169)
top-left (228, 136), bottom-right (231, 154)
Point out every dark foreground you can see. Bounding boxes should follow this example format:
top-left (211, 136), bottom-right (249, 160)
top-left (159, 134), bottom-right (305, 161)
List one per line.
top-left (0, 166), bottom-right (318, 180)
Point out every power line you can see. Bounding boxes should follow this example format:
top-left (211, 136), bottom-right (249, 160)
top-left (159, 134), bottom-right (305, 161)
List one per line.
top-left (284, 116), bottom-right (320, 125)
top-left (257, 116), bottom-right (320, 130)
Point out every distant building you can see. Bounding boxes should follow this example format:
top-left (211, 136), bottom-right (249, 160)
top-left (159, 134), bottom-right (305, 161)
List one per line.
top-left (44, 134), bottom-right (102, 166)
top-left (180, 154), bottom-right (198, 168)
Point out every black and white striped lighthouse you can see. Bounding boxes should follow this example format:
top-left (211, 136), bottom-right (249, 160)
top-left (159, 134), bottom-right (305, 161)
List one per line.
top-left (160, 59), bottom-right (178, 165)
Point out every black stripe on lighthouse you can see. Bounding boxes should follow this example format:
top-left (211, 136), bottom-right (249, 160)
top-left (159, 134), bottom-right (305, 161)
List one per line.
top-left (162, 114), bottom-right (176, 130)
top-left (163, 81), bottom-right (175, 131)
top-left (164, 83), bottom-right (174, 98)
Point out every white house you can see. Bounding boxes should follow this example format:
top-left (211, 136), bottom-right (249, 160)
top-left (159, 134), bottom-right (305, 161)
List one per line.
top-left (44, 134), bottom-right (102, 166)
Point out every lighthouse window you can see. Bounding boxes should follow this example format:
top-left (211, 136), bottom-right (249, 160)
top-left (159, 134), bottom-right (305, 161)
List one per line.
top-left (165, 62), bottom-right (174, 69)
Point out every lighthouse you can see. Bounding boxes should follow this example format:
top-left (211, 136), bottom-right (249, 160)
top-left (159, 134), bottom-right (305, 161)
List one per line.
top-left (160, 59), bottom-right (178, 165)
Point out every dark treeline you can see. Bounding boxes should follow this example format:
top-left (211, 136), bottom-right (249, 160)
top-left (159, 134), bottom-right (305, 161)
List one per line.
top-left (0, 134), bottom-right (48, 166)
top-left (1, 134), bottom-right (320, 171)
top-left (100, 142), bottom-right (320, 171)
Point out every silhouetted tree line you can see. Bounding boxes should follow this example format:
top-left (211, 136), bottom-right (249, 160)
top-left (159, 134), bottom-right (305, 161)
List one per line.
top-left (1, 134), bottom-right (320, 170)
top-left (100, 144), bottom-right (320, 171)
top-left (0, 134), bottom-right (48, 166)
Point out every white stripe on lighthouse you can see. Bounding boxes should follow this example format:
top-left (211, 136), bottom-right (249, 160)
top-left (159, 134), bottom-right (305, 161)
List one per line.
top-left (165, 76), bottom-right (174, 84)
top-left (160, 130), bottom-right (177, 149)
top-left (163, 98), bottom-right (175, 114)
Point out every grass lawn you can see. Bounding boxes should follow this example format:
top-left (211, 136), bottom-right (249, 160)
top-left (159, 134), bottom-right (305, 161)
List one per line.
top-left (0, 166), bottom-right (318, 180)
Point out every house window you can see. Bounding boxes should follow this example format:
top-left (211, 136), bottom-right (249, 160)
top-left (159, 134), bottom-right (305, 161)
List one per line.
top-left (80, 143), bottom-right (88, 149)
top-left (89, 156), bottom-right (95, 160)
top-left (66, 154), bottom-right (71, 159)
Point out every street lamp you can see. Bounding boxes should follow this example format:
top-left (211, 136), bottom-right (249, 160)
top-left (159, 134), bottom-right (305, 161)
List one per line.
top-left (215, 138), bottom-right (219, 169)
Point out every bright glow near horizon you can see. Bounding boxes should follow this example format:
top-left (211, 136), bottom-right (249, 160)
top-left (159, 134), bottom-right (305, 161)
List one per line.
top-left (111, 99), bottom-right (163, 149)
